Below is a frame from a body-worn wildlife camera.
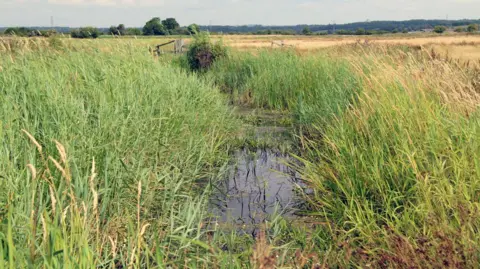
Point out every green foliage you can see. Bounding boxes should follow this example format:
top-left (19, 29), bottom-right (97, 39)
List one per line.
top-left (455, 26), bottom-right (466, 32)
top-left (207, 50), bottom-right (361, 128)
top-left (254, 29), bottom-right (296, 35)
top-left (71, 27), bottom-right (102, 38)
top-left (187, 24), bottom-right (200, 35)
top-left (126, 27), bottom-right (142, 35)
top-left (467, 24), bottom-right (479, 32)
top-left (3, 27), bottom-right (37, 37)
top-left (204, 19), bottom-right (480, 34)
top-left (336, 29), bottom-right (354, 35)
top-left (433, 25), bottom-right (447, 33)
top-left (206, 47), bottom-right (480, 266)
top-left (162, 18), bottom-right (180, 34)
top-left (4, 27), bottom-right (29, 36)
top-left (3, 36), bottom-right (480, 268)
top-left (108, 24), bottom-right (126, 35)
top-left (0, 45), bottom-right (238, 267)
top-left (142, 17), bottom-right (167, 35)
top-left (315, 31), bottom-right (329, 35)
top-left (294, 50), bottom-right (480, 266)
top-left (186, 32), bottom-right (228, 71)
top-left (355, 28), bottom-right (366, 35)
top-left (302, 26), bottom-right (312, 35)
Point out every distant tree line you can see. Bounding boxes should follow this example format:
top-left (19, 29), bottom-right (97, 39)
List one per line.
top-left (1, 19), bottom-right (479, 38)
top-left (0, 18), bottom-right (199, 39)
top-left (72, 18), bottom-right (199, 38)
top-left (454, 24), bottom-right (479, 33)
top-left (198, 19), bottom-right (480, 34)
top-left (1, 27), bottom-right (57, 37)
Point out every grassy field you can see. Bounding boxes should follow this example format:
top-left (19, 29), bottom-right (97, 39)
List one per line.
top-left (223, 34), bottom-right (480, 66)
top-left (1, 35), bottom-right (480, 268)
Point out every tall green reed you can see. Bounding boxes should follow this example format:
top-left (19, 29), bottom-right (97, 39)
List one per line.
top-left (208, 49), bottom-right (361, 128)
top-left (299, 47), bottom-right (480, 266)
top-left (0, 45), bottom-right (239, 267)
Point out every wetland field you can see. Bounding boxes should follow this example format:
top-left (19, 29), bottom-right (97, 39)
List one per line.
top-left (1, 34), bottom-right (480, 268)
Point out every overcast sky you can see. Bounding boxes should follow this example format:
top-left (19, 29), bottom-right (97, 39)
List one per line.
top-left (1, 0), bottom-right (479, 27)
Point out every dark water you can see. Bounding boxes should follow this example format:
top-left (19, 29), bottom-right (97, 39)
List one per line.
top-left (209, 148), bottom-right (304, 229)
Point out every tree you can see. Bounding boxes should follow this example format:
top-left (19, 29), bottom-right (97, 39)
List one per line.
top-left (162, 18), bottom-right (180, 34)
top-left (355, 28), bottom-right (366, 35)
top-left (336, 30), bottom-right (354, 35)
top-left (467, 24), bottom-right (479, 33)
top-left (4, 27), bottom-right (31, 36)
top-left (108, 26), bottom-right (119, 35)
top-left (454, 27), bottom-right (465, 33)
top-left (71, 27), bottom-right (102, 39)
top-left (433, 25), bottom-right (447, 34)
top-left (143, 17), bottom-right (167, 36)
top-left (175, 27), bottom-right (191, 35)
top-left (187, 24), bottom-right (200, 35)
top-left (126, 28), bottom-right (142, 35)
top-left (302, 26), bottom-right (312, 35)
top-left (117, 24), bottom-right (126, 35)
top-left (108, 24), bottom-right (127, 35)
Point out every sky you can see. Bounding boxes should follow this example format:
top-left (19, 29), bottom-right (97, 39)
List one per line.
top-left (1, 0), bottom-right (480, 27)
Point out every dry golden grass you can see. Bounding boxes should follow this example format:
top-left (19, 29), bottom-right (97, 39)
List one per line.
top-left (221, 34), bottom-right (480, 50)
top-left (430, 44), bottom-right (480, 62)
top-left (220, 34), bottom-right (480, 66)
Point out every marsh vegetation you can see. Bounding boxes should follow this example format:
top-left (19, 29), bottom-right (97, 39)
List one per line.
top-left (1, 35), bottom-right (479, 268)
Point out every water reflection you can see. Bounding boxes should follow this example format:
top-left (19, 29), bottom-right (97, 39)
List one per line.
top-left (210, 148), bottom-right (303, 228)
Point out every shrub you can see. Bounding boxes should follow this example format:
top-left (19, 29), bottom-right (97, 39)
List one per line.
top-left (467, 24), bottom-right (479, 33)
top-left (433, 25), bottom-right (447, 34)
top-left (4, 27), bottom-right (31, 37)
top-left (187, 24), bottom-right (200, 35)
top-left (186, 32), bottom-right (228, 71)
top-left (108, 24), bottom-right (126, 36)
top-left (71, 27), bottom-right (102, 39)
top-left (302, 26), bottom-right (312, 35)
top-left (126, 28), bottom-right (142, 35)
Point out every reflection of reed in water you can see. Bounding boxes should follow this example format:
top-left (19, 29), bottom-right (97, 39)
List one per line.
top-left (210, 148), bottom-right (303, 227)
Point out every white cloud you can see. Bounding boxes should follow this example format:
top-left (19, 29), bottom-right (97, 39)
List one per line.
top-left (1, 0), bottom-right (480, 27)
top-left (47, 0), bottom-right (164, 6)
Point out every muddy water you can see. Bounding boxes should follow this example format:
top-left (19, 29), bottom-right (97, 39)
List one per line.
top-left (209, 109), bottom-right (305, 232)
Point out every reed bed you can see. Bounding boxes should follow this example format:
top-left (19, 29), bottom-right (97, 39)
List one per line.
top-left (298, 46), bottom-right (480, 267)
top-left (208, 49), bottom-right (362, 132)
top-left (0, 43), bottom-right (240, 267)
top-left (2, 37), bottom-right (480, 268)
top-left (202, 44), bottom-right (480, 267)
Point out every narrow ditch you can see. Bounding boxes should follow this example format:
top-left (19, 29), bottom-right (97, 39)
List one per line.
top-left (208, 107), bottom-right (307, 234)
